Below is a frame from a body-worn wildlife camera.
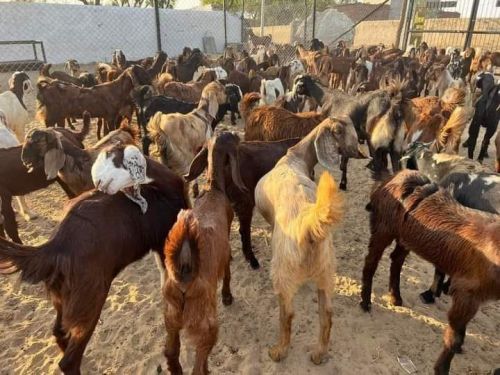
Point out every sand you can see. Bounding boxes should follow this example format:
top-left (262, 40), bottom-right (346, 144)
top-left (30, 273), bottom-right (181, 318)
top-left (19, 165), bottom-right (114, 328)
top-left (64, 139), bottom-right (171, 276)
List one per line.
top-left (0, 70), bottom-right (498, 374)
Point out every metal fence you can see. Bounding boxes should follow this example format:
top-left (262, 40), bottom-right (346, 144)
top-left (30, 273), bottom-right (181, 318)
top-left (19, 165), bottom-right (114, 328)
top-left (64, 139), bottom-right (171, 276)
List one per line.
top-left (402, 0), bottom-right (500, 51)
top-left (0, 0), bottom-right (499, 74)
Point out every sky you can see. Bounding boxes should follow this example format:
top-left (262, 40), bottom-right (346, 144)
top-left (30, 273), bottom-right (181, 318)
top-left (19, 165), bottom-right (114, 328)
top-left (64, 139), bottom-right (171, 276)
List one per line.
top-left (174, 0), bottom-right (200, 9)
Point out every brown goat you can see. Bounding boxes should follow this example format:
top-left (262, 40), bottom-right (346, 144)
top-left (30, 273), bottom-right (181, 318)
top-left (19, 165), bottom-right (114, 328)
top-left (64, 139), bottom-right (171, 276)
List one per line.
top-left (36, 65), bottom-right (150, 132)
top-left (163, 133), bottom-right (235, 375)
top-left (0, 152), bottom-right (188, 374)
top-left (361, 169), bottom-right (500, 374)
top-left (241, 93), bottom-right (327, 141)
top-left (161, 70), bottom-right (217, 103)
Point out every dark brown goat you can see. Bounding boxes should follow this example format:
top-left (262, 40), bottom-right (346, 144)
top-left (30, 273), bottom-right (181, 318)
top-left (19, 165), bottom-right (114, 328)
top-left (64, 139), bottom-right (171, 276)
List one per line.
top-left (36, 65), bottom-right (150, 132)
top-left (0, 122), bottom-right (89, 243)
top-left (185, 133), bottom-right (300, 269)
top-left (496, 131), bottom-right (500, 173)
top-left (0, 155), bottom-right (187, 374)
top-left (361, 169), bottom-right (500, 375)
top-left (241, 93), bottom-right (327, 142)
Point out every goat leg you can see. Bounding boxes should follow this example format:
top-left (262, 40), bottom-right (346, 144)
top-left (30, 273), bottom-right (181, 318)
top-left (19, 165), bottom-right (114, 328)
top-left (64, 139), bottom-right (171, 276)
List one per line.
top-left (339, 156), bottom-right (348, 191)
top-left (237, 210), bottom-right (260, 269)
top-left (15, 196), bottom-right (37, 221)
top-left (388, 243), bottom-right (409, 306)
top-left (192, 324), bottom-right (217, 375)
top-left (52, 298), bottom-right (68, 351)
top-left (0, 194), bottom-right (22, 244)
top-left (434, 292), bottom-right (479, 375)
top-left (360, 232), bottom-right (393, 312)
top-left (221, 260), bottom-right (233, 306)
top-left (164, 328), bottom-right (182, 375)
top-left (269, 293), bottom-right (294, 362)
top-left (420, 268), bottom-right (446, 304)
top-left (310, 288), bottom-right (332, 365)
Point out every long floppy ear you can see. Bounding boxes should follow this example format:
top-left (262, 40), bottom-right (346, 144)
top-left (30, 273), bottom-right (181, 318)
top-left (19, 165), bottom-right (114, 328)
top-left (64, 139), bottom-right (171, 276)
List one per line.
top-left (314, 125), bottom-right (340, 170)
top-left (44, 133), bottom-right (65, 180)
top-left (228, 147), bottom-right (248, 192)
top-left (123, 146), bottom-right (152, 185)
top-left (207, 92), bottom-right (219, 119)
top-left (184, 146), bottom-right (208, 182)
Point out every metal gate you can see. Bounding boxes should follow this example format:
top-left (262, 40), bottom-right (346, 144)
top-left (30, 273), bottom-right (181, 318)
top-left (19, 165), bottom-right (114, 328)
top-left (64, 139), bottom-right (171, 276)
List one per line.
top-left (402, 0), bottom-right (500, 51)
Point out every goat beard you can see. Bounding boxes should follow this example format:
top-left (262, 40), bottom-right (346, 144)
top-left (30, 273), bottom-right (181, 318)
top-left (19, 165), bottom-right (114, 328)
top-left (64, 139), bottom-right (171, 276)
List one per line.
top-left (122, 185), bottom-right (148, 214)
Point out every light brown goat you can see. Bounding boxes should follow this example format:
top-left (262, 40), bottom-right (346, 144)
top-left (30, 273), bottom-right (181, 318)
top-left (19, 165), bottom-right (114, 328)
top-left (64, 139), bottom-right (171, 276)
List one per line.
top-left (361, 169), bottom-right (500, 374)
top-left (161, 70), bottom-right (217, 102)
top-left (241, 93), bottom-right (327, 141)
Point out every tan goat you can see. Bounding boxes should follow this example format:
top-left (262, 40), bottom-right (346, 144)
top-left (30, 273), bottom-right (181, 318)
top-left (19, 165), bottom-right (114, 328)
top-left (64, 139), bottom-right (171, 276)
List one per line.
top-left (255, 117), bottom-right (362, 365)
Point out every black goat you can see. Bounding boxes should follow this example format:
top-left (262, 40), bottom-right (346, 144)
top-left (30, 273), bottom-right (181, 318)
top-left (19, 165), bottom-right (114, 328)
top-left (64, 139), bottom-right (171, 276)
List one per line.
top-left (463, 72), bottom-right (499, 161)
top-left (185, 134), bottom-right (300, 269)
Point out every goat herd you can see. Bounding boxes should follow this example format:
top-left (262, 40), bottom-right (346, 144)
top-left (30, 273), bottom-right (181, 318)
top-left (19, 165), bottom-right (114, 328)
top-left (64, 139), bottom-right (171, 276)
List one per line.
top-left (0, 40), bottom-right (499, 375)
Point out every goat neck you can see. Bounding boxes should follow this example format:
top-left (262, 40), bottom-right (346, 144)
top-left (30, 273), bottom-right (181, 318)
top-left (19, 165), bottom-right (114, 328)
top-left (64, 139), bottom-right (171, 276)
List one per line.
top-left (205, 146), bottom-right (226, 193)
top-left (286, 127), bottom-right (320, 173)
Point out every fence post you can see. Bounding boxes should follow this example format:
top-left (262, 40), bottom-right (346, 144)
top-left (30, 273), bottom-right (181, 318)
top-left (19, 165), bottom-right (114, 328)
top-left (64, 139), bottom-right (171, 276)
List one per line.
top-left (312, 0), bottom-right (316, 40)
top-left (223, 0), bottom-right (227, 48)
top-left (304, 0), bottom-right (308, 43)
top-left (260, 0), bottom-right (265, 36)
top-left (241, 0), bottom-right (245, 44)
top-left (153, 0), bottom-right (162, 52)
top-left (401, 0), bottom-right (414, 50)
top-left (464, 0), bottom-right (480, 50)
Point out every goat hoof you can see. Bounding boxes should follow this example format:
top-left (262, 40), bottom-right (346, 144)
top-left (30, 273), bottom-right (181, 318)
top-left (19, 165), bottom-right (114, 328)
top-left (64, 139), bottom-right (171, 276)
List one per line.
top-left (222, 293), bottom-right (233, 306)
top-left (390, 295), bottom-right (403, 306)
top-left (339, 182), bottom-right (347, 191)
top-left (419, 290), bottom-right (436, 304)
top-left (249, 258), bottom-right (260, 270)
top-left (268, 345), bottom-right (288, 362)
top-left (359, 301), bottom-right (371, 312)
top-left (310, 348), bottom-right (328, 365)
top-left (21, 212), bottom-right (37, 221)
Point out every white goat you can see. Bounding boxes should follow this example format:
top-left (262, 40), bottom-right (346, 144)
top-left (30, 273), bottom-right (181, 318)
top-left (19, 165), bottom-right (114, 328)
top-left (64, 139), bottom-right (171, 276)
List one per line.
top-left (427, 65), bottom-right (464, 97)
top-left (192, 66), bottom-right (228, 81)
top-left (0, 71), bottom-right (32, 142)
top-left (0, 110), bottom-right (19, 148)
top-left (259, 78), bottom-right (285, 106)
top-left (289, 59), bottom-right (305, 78)
top-left (254, 117), bottom-right (361, 365)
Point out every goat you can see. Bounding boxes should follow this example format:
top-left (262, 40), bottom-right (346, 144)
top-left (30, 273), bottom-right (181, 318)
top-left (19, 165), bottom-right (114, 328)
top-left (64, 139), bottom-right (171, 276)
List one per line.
top-left (147, 81), bottom-right (227, 196)
top-left (0, 71), bottom-right (33, 142)
top-left (425, 64), bottom-right (463, 97)
top-left (36, 65), bottom-right (150, 135)
top-left (0, 120), bottom-right (89, 243)
top-left (463, 72), bottom-right (499, 161)
top-left (21, 113), bottom-right (136, 197)
top-left (186, 134), bottom-right (300, 269)
top-left (293, 75), bottom-right (411, 186)
top-left (274, 92), bottom-right (319, 113)
top-left (361, 169), bottom-right (500, 375)
top-left (161, 70), bottom-right (217, 103)
top-left (0, 110), bottom-right (18, 148)
top-left (241, 93), bottom-right (327, 142)
top-left (175, 48), bottom-right (207, 83)
top-left (254, 117), bottom-right (361, 364)
top-left (162, 133), bottom-right (237, 374)
top-left (192, 65), bottom-right (228, 81)
top-left (40, 64), bottom-right (96, 88)
top-left (0, 145), bottom-right (187, 374)
top-left (65, 59), bottom-right (81, 77)
top-left (402, 145), bottom-right (499, 303)
top-left (259, 78), bottom-right (284, 106)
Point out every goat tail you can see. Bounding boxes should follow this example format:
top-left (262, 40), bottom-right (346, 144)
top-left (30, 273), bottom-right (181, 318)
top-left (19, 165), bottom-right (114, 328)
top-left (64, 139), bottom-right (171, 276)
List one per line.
top-left (438, 106), bottom-right (473, 152)
top-left (240, 92), bottom-right (261, 120)
top-left (0, 237), bottom-right (54, 284)
top-left (299, 172), bottom-right (343, 245)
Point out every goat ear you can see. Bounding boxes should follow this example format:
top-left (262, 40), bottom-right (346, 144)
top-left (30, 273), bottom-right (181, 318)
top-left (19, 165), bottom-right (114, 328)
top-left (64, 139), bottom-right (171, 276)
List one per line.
top-left (44, 138), bottom-right (65, 180)
top-left (184, 146), bottom-right (208, 182)
top-left (123, 146), bottom-right (152, 185)
top-left (228, 148), bottom-right (248, 192)
top-left (207, 93), bottom-right (219, 119)
top-left (314, 126), bottom-right (340, 170)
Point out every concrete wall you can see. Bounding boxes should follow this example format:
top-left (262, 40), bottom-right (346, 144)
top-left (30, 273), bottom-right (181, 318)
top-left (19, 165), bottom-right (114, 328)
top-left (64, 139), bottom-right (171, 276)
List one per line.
top-left (0, 3), bottom-right (242, 64)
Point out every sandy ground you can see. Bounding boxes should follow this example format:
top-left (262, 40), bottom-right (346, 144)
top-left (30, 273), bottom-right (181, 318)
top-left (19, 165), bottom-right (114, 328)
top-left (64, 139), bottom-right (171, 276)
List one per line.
top-left (0, 71), bottom-right (498, 375)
